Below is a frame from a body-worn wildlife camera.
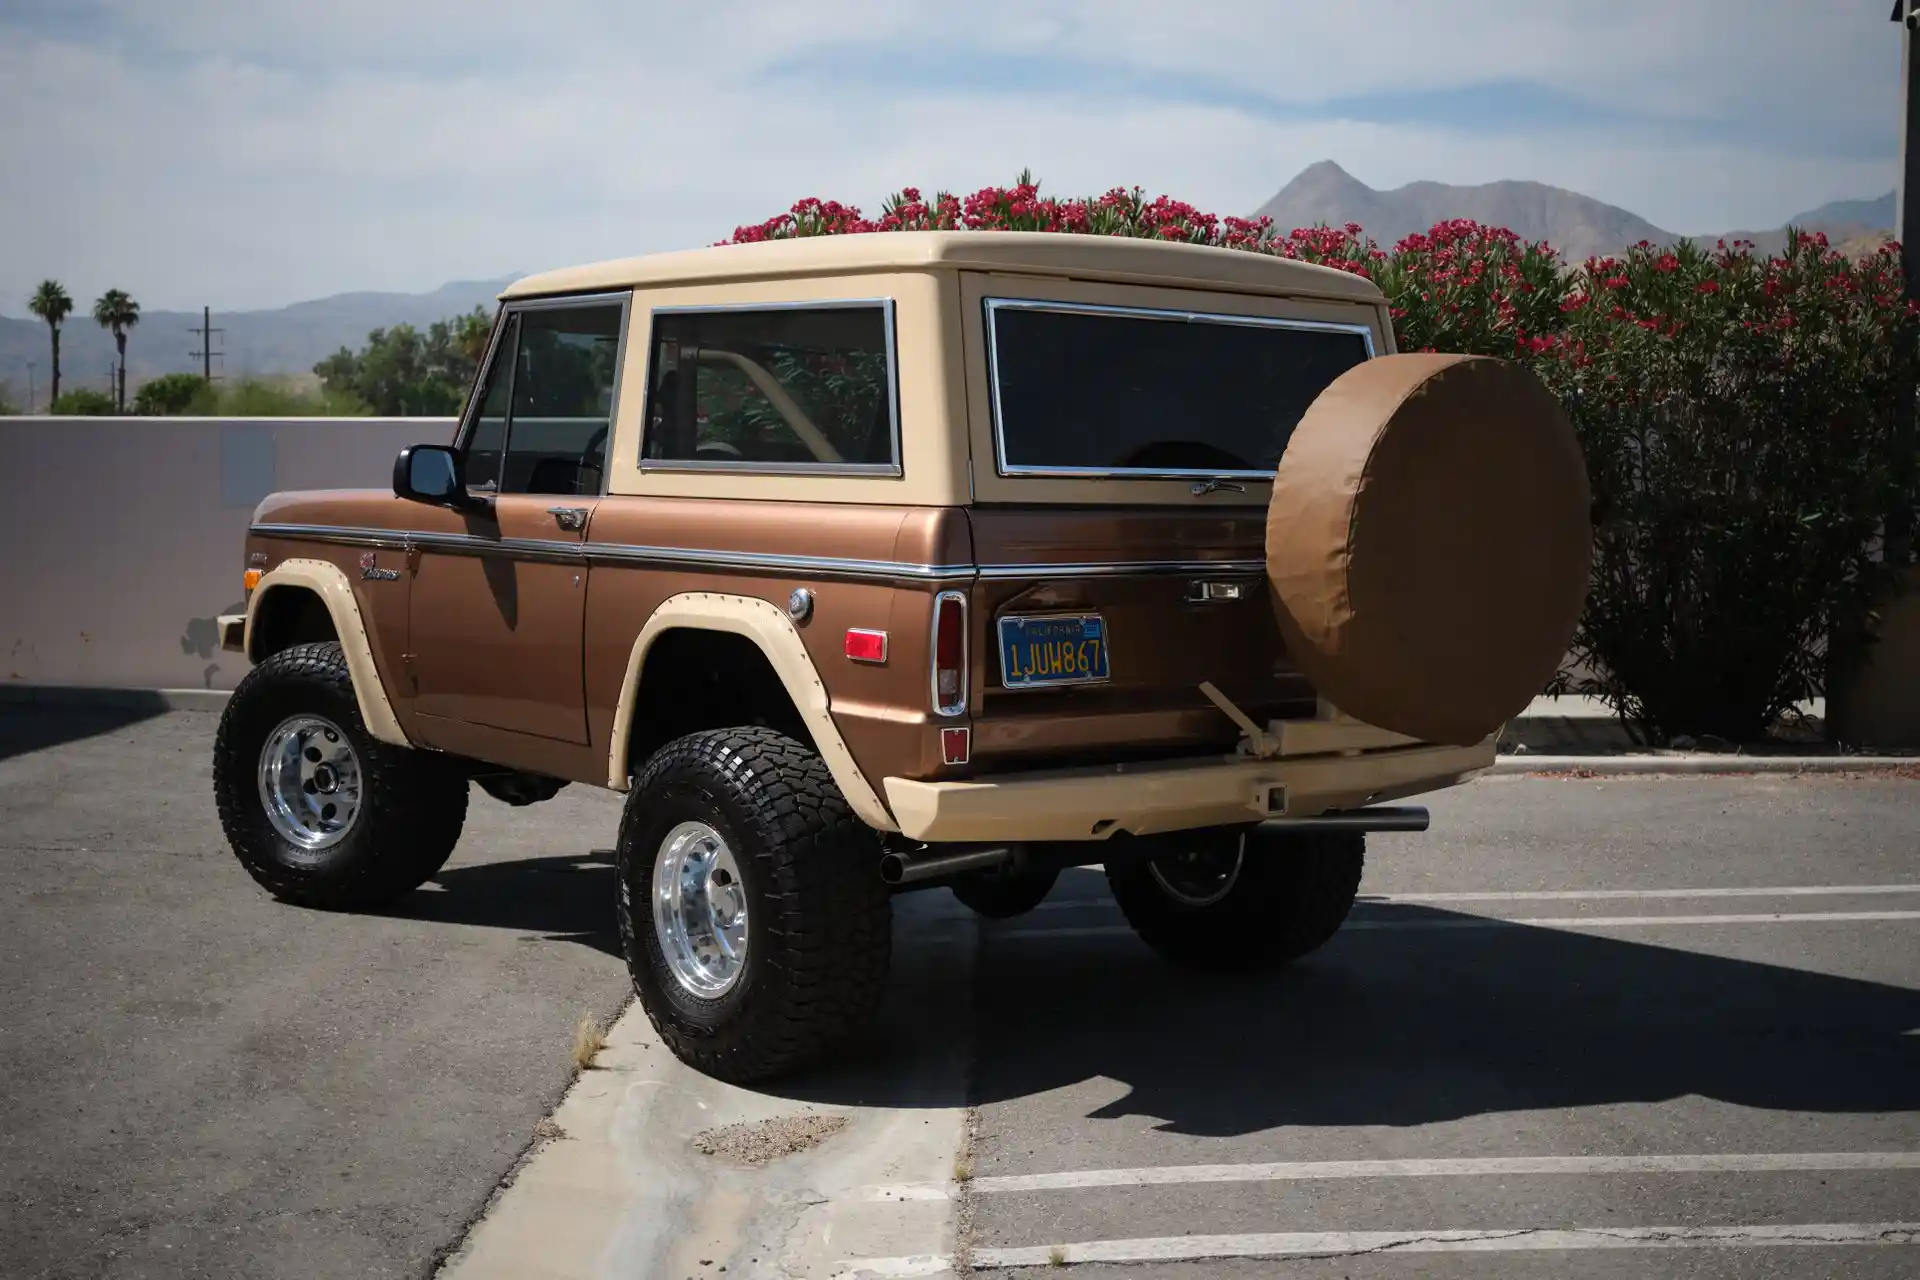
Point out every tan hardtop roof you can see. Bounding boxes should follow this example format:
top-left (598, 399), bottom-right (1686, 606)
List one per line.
top-left (501, 230), bottom-right (1384, 304)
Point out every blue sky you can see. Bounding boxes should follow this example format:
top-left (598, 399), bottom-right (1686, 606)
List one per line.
top-left (0, 0), bottom-right (1905, 312)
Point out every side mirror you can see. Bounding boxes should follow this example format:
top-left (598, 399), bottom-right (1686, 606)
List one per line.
top-left (393, 444), bottom-right (487, 512)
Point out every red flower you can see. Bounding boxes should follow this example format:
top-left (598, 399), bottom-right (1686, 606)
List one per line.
top-left (1695, 280), bottom-right (1720, 294)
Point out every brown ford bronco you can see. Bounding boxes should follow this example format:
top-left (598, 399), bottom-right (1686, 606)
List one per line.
top-left (212, 231), bottom-right (1589, 1082)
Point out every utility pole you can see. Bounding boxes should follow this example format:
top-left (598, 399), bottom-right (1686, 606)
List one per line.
top-left (1900, 1), bottom-right (1920, 299)
top-left (26, 361), bottom-right (34, 413)
top-left (189, 305), bottom-right (224, 382)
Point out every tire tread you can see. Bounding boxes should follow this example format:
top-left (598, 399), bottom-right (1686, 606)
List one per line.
top-left (212, 641), bottom-right (467, 910)
top-left (617, 727), bottom-right (889, 1082)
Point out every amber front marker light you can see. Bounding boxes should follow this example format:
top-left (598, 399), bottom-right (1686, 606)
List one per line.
top-left (243, 569), bottom-right (262, 593)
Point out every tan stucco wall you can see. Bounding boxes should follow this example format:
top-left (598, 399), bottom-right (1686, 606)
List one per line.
top-left (0, 416), bottom-right (452, 691)
top-left (1827, 566), bottom-right (1920, 749)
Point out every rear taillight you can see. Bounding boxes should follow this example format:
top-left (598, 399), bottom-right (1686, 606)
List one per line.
top-left (931, 590), bottom-right (968, 717)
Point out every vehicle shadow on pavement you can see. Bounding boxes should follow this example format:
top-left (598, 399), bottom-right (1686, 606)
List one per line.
top-left (0, 704), bottom-right (169, 763)
top-left (378, 855), bottom-right (623, 958)
top-left (959, 870), bottom-right (1920, 1136)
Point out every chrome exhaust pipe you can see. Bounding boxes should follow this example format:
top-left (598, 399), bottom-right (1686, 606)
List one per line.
top-left (1259, 805), bottom-right (1430, 834)
top-left (879, 844), bottom-right (1016, 886)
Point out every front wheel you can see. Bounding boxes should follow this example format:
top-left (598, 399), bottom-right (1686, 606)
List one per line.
top-left (616, 727), bottom-right (891, 1083)
top-left (1106, 828), bottom-right (1364, 972)
top-left (213, 641), bottom-right (468, 910)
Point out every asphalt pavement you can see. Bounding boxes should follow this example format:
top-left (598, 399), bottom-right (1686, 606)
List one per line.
top-left (0, 708), bottom-right (632, 1280)
top-left (3, 710), bottom-right (1917, 1279)
top-left (955, 775), bottom-right (1920, 1277)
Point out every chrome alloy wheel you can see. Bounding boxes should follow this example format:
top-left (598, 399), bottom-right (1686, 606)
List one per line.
top-left (652, 821), bottom-right (750, 998)
top-left (257, 715), bottom-right (363, 852)
top-left (1148, 832), bottom-right (1246, 907)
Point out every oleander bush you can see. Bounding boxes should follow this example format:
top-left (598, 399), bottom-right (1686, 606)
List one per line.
top-left (727, 176), bottom-right (1920, 741)
top-left (1539, 233), bottom-right (1920, 741)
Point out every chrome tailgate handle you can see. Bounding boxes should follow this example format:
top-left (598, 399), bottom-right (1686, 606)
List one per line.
top-left (1186, 579), bottom-right (1248, 603)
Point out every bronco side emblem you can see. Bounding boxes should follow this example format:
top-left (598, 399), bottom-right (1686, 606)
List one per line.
top-left (359, 551), bottom-right (402, 582)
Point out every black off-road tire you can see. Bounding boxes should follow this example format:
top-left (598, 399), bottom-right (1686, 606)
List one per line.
top-left (949, 868), bottom-right (1060, 919)
top-left (213, 641), bottom-right (468, 910)
top-left (1106, 829), bottom-right (1364, 972)
top-left (617, 727), bottom-right (891, 1083)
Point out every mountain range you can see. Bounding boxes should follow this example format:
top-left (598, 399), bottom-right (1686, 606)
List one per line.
top-left (0, 277), bottom-right (512, 407)
top-left (1253, 161), bottom-right (1895, 262)
top-left (1, 166), bottom-right (1897, 407)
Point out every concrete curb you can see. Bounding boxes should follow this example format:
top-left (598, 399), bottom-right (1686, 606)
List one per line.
top-left (1491, 754), bottom-right (1916, 775)
top-left (0, 685), bottom-right (231, 712)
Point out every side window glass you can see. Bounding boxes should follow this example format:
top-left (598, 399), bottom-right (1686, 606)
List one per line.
top-left (462, 315), bottom-right (517, 493)
top-left (499, 302), bottom-right (624, 496)
top-left (641, 305), bottom-right (895, 470)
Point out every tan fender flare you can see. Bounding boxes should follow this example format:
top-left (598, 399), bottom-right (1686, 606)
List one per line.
top-left (244, 558), bottom-right (411, 748)
top-left (608, 592), bottom-right (898, 832)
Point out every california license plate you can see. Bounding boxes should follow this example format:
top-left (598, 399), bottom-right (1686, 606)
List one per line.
top-left (998, 614), bottom-right (1110, 689)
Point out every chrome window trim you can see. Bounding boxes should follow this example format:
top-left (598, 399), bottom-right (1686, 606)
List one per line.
top-left (972, 558), bottom-right (1264, 580)
top-left (931, 588), bottom-right (969, 718)
top-left (637, 297), bottom-right (902, 479)
top-left (454, 290), bottom-right (632, 499)
top-left (249, 523), bottom-right (1261, 583)
top-left (981, 297), bottom-right (1378, 481)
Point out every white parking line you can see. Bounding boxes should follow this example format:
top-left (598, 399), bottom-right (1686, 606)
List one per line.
top-left (1022, 883), bottom-right (1920, 914)
top-left (997, 910), bottom-right (1920, 940)
top-left (960, 1222), bottom-right (1920, 1268)
top-left (867, 1151), bottom-right (1920, 1199)
top-left (1362, 884), bottom-right (1920, 903)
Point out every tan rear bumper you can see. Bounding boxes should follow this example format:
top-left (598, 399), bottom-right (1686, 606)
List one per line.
top-left (881, 739), bottom-right (1496, 844)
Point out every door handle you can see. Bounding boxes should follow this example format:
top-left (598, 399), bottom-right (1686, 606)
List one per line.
top-left (547, 506), bottom-right (588, 532)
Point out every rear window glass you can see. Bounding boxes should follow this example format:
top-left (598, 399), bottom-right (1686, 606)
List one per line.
top-left (641, 303), bottom-right (897, 472)
top-left (986, 300), bottom-right (1373, 476)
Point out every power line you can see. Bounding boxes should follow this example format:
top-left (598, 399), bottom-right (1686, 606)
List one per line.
top-left (189, 305), bottom-right (225, 381)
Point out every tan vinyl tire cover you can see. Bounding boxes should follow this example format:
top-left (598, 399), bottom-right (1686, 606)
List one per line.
top-left (1266, 353), bottom-right (1591, 746)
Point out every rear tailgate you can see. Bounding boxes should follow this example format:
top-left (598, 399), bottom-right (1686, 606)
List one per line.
top-left (965, 506), bottom-right (1316, 772)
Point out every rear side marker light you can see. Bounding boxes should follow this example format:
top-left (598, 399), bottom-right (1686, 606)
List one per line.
top-left (941, 726), bottom-right (971, 765)
top-left (931, 590), bottom-right (968, 717)
top-left (845, 628), bottom-right (888, 663)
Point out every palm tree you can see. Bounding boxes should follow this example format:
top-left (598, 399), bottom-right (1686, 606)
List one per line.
top-left (28, 281), bottom-right (73, 407)
top-left (92, 289), bottom-right (140, 412)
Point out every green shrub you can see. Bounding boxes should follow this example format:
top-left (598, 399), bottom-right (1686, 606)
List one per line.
top-left (50, 388), bottom-right (117, 415)
top-left (1540, 233), bottom-right (1920, 741)
top-left (132, 372), bottom-right (208, 415)
top-left (184, 377), bottom-right (369, 416)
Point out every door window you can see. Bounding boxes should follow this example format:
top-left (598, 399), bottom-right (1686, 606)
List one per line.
top-left (460, 299), bottom-right (626, 497)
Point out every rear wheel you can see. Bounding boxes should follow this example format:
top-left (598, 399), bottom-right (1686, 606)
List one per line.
top-left (213, 641), bottom-right (468, 910)
top-left (616, 727), bottom-right (891, 1083)
top-left (1106, 828), bottom-right (1363, 972)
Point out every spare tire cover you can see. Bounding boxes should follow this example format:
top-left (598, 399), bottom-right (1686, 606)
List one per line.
top-left (1266, 353), bottom-right (1591, 746)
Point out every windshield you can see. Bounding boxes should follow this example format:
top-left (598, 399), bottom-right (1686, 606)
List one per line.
top-left (985, 300), bottom-right (1374, 477)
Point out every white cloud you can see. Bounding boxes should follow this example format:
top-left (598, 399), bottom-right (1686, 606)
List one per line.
top-left (0, 0), bottom-right (1902, 312)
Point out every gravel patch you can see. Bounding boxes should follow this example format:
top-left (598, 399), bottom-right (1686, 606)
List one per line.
top-left (690, 1113), bottom-right (849, 1165)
